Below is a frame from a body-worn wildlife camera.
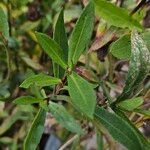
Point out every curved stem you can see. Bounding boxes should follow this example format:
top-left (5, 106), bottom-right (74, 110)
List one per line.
top-left (59, 134), bottom-right (79, 150)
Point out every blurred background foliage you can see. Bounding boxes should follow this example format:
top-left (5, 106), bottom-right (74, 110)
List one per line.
top-left (0, 0), bottom-right (150, 149)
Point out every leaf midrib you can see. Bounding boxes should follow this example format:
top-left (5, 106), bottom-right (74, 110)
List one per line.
top-left (94, 111), bottom-right (141, 149)
top-left (70, 75), bottom-right (88, 110)
top-left (70, 16), bottom-right (88, 64)
top-left (43, 38), bottom-right (67, 68)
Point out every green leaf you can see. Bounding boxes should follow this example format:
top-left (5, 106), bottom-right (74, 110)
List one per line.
top-left (35, 32), bottom-right (67, 69)
top-left (68, 1), bottom-right (94, 68)
top-left (94, 0), bottom-right (142, 30)
top-left (19, 51), bottom-right (43, 70)
top-left (48, 102), bottom-right (83, 134)
top-left (114, 108), bottom-right (150, 149)
top-left (20, 73), bottom-right (61, 89)
top-left (142, 31), bottom-right (150, 50)
top-left (97, 132), bottom-right (103, 150)
top-left (94, 106), bottom-right (143, 150)
top-left (68, 72), bottom-right (96, 119)
top-left (110, 34), bottom-right (131, 59)
top-left (134, 108), bottom-right (150, 117)
top-left (13, 96), bottom-right (43, 105)
top-left (0, 7), bottom-right (9, 39)
top-left (115, 31), bottom-right (150, 103)
top-left (24, 109), bottom-right (46, 150)
top-left (0, 137), bottom-right (13, 145)
top-left (0, 108), bottom-right (23, 136)
top-left (118, 97), bottom-right (143, 111)
top-left (54, 9), bottom-right (68, 61)
top-left (53, 9), bottom-right (68, 78)
top-left (20, 20), bottom-right (40, 32)
top-left (110, 32), bottom-right (150, 60)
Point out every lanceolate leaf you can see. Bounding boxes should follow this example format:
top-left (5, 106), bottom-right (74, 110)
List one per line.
top-left (118, 97), bottom-right (143, 111)
top-left (68, 72), bottom-right (96, 119)
top-left (115, 31), bottom-right (150, 103)
top-left (48, 102), bottom-right (83, 134)
top-left (53, 9), bottom-right (68, 78)
top-left (20, 73), bottom-right (61, 89)
top-left (94, 0), bottom-right (142, 30)
top-left (35, 32), bottom-right (67, 69)
top-left (54, 9), bottom-right (68, 61)
top-left (94, 106), bottom-right (143, 150)
top-left (0, 7), bottom-right (9, 39)
top-left (68, 1), bottom-right (94, 68)
top-left (24, 109), bottom-right (46, 150)
top-left (114, 108), bottom-right (150, 149)
top-left (110, 34), bottom-right (131, 59)
top-left (13, 96), bottom-right (43, 105)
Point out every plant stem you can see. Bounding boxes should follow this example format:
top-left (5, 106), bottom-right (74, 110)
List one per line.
top-left (7, 0), bottom-right (12, 36)
top-left (3, 44), bottom-right (10, 82)
top-left (59, 134), bottom-right (79, 150)
top-left (100, 81), bottom-right (113, 104)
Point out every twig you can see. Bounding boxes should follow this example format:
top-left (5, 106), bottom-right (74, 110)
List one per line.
top-left (59, 134), bottom-right (79, 150)
top-left (100, 81), bottom-right (113, 104)
top-left (3, 44), bottom-right (10, 81)
top-left (130, 0), bottom-right (147, 15)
